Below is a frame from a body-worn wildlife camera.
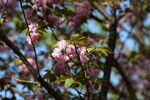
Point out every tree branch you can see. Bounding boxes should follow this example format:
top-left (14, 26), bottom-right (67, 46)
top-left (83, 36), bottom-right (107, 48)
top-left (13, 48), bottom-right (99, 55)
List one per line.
top-left (113, 59), bottom-right (137, 100)
top-left (18, 0), bottom-right (40, 74)
top-left (99, 7), bottom-right (117, 100)
top-left (93, 2), bottom-right (114, 22)
top-left (0, 32), bottom-right (65, 100)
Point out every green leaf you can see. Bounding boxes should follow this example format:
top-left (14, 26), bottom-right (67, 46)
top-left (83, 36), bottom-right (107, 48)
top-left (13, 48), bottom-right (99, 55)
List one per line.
top-left (14, 57), bottom-right (23, 66)
top-left (87, 47), bottom-right (95, 53)
top-left (75, 71), bottom-right (86, 85)
top-left (64, 78), bottom-right (74, 88)
top-left (68, 34), bottom-right (90, 47)
top-left (22, 28), bottom-right (28, 33)
top-left (70, 34), bottom-right (86, 41)
top-left (0, 18), bottom-right (4, 24)
top-left (96, 47), bottom-right (112, 56)
top-left (100, 49), bottom-right (108, 56)
top-left (55, 76), bottom-right (71, 82)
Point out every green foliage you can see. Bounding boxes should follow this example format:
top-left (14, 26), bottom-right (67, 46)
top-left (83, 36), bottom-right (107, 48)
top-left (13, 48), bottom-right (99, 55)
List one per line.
top-left (87, 46), bottom-right (112, 56)
top-left (68, 34), bottom-right (90, 47)
top-left (64, 78), bottom-right (74, 88)
top-left (14, 57), bottom-right (23, 66)
top-left (0, 18), bottom-right (4, 24)
top-left (55, 76), bottom-right (71, 82)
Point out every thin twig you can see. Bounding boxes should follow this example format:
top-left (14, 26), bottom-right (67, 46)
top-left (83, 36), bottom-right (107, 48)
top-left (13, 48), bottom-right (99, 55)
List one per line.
top-left (18, 0), bottom-right (40, 74)
top-left (116, 25), bottom-right (135, 59)
top-left (93, 2), bottom-right (114, 22)
top-left (50, 27), bottom-right (58, 41)
top-left (74, 44), bottom-right (90, 100)
top-left (0, 0), bottom-right (8, 18)
top-left (99, 6), bottom-right (117, 100)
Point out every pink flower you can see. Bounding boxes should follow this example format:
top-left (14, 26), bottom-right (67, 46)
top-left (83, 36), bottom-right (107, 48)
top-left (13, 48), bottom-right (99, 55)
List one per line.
top-left (137, 79), bottom-right (149, 88)
top-left (52, 48), bottom-right (62, 58)
top-left (1, 45), bottom-right (10, 51)
top-left (66, 44), bottom-right (76, 55)
top-left (52, 46), bottom-right (69, 61)
top-left (53, 61), bottom-right (69, 75)
top-left (78, 47), bottom-right (86, 55)
top-left (36, 92), bottom-right (43, 100)
top-left (57, 55), bottom-right (69, 62)
top-left (125, 13), bottom-right (132, 19)
top-left (32, 5), bottom-right (38, 9)
top-left (47, 0), bottom-right (63, 4)
top-left (69, 1), bottom-right (92, 30)
top-left (54, 17), bottom-right (65, 26)
top-left (58, 40), bottom-right (67, 49)
top-left (87, 80), bottom-right (94, 91)
top-left (48, 14), bottom-right (57, 23)
top-left (26, 96), bottom-right (34, 100)
top-left (27, 32), bottom-right (40, 45)
top-left (0, 0), bottom-right (17, 8)
top-left (25, 9), bottom-right (37, 23)
top-left (19, 65), bottom-right (29, 73)
top-left (47, 14), bottom-right (65, 26)
top-left (74, 1), bottom-right (92, 17)
top-left (67, 62), bottom-right (74, 68)
top-left (19, 58), bottom-right (37, 73)
top-left (87, 67), bottom-right (100, 77)
top-left (80, 54), bottom-right (89, 63)
top-left (51, 40), bottom-right (89, 63)
top-left (29, 24), bottom-right (38, 32)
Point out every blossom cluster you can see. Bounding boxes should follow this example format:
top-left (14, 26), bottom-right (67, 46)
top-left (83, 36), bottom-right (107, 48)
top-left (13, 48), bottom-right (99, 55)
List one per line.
top-left (26, 0), bottom-right (65, 26)
top-left (69, 1), bottom-right (93, 30)
top-left (47, 14), bottom-right (65, 26)
top-left (0, 0), bottom-right (17, 8)
top-left (51, 40), bottom-right (89, 74)
top-left (27, 24), bottom-right (40, 45)
top-left (19, 58), bottom-right (37, 73)
top-left (32, 0), bottom-right (62, 11)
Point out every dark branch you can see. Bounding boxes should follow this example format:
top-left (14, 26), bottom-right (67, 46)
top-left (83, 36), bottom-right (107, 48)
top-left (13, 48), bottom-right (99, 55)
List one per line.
top-left (113, 59), bottom-right (137, 100)
top-left (99, 7), bottom-right (117, 100)
top-left (0, 32), bottom-right (65, 100)
top-left (18, 0), bottom-right (40, 74)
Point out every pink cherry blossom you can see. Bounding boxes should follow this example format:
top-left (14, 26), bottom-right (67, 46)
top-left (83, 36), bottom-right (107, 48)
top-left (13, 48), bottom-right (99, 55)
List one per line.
top-left (47, 14), bottom-right (65, 26)
top-left (54, 17), bottom-right (65, 26)
top-left (68, 62), bottom-right (74, 68)
top-left (0, 0), bottom-right (17, 8)
top-left (19, 58), bottom-right (37, 73)
top-left (69, 1), bottom-right (92, 30)
top-left (80, 54), bottom-right (89, 63)
top-left (56, 55), bottom-right (69, 62)
top-left (87, 67), bottom-right (100, 78)
top-left (19, 65), bottom-right (29, 73)
top-left (66, 44), bottom-right (76, 55)
top-left (25, 9), bottom-right (37, 23)
top-left (87, 80), bottom-right (94, 91)
top-left (27, 32), bottom-right (40, 45)
top-left (53, 61), bottom-right (69, 75)
top-left (29, 24), bottom-right (38, 32)
top-left (52, 48), bottom-right (62, 58)
top-left (52, 40), bottom-right (89, 63)
top-left (36, 92), bottom-right (43, 100)
top-left (58, 40), bottom-right (67, 49)
top-left (78, 47), bottom-right (86, 55)
top-left (47, 0), bottom-right (63, 4)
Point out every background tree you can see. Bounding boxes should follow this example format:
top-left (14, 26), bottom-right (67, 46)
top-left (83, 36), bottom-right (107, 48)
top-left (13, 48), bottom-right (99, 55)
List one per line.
top-left (0, 0), bottom-right (150, 100)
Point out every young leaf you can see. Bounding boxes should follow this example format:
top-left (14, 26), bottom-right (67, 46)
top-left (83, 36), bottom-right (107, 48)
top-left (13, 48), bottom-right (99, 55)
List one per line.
top-left (55, 76), bottom-right (71, 82)
top-left (64, 78), bottom-right (74, 88)
top-left (14, 57), bottom-right (23, 66)
top-left (87, 47), bottom-right (95, 53)
top-left (0, 18), bottom-right (4, 24)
